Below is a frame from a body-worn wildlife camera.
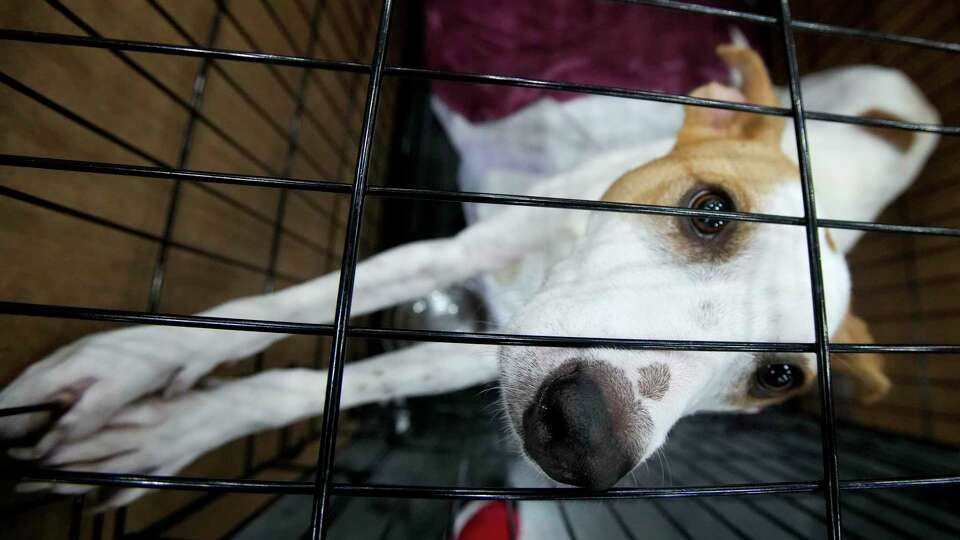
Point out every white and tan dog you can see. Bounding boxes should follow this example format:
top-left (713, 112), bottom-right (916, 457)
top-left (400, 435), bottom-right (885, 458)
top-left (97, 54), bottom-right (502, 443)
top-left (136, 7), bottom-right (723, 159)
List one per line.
top-left (0, 47), bottom-right (939, 510)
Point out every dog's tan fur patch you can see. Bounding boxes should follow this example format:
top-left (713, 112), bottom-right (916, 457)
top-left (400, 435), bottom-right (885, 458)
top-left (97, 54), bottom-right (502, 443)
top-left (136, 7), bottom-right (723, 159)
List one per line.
top-left (637, 362), bottom-right (671, 401)
top-left (831, 312), bottom-right (890, 404)
top-left (600, 139), bottom-right (798, 262)
top-left (859, 108), bottom-right (916, 152)
top-left (825, 230), bottom-right (838, 252)
top-left (600, 46), bottom-right (798, 264)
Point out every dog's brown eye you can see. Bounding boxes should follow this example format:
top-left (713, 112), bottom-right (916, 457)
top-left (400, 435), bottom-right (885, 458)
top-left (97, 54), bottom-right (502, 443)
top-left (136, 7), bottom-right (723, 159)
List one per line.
top-left (689, 190), bottom-right (734, 236)
top-left (752, 364), bottom-right (804, 397)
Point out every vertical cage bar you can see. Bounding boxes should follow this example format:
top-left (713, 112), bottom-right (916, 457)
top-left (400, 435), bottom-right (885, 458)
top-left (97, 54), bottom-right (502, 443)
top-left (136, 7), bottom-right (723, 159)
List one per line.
top-left (91, 511), bottom-right (104, 540)
top-left (146, 4), bottom-right (224, 312)
top-left (557, 502), bottom-right (579, 540)
top-left (505, 501), bottom-right (518, 540)
top-left (244, 0), bottom-right (325, 472)
top-left (259, 0), bottom-right (305, 56)
top-left (682, 456), bottom-right (807, 539)
top-left (276, 0), bottom-right (325, 456)
top-left (219, 1), bottom-right (361, 144)
top-left (113, 506), bottom-right (126, 539)
top-left (145, 0), bottom-right (318, 172)
top-left (308, 1), bottom-right (395, 538)
top-left (648, 500), bottom-right (695, 540)
top-left (777, 0), bottom-right (843, 537)
top-left (311, 13), bottom-right (374, 434)
top-left (604, 502), bottom-right (639, 540)
top-left (44, 0), bottom-right (281, 177)
top-left (68, 495), bottom-right (84, 540)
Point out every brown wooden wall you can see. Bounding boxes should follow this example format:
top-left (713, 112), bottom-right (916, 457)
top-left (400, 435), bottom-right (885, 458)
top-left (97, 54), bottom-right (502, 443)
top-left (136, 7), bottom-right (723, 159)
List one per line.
top-left (1, 0), bottom-right (396, 537)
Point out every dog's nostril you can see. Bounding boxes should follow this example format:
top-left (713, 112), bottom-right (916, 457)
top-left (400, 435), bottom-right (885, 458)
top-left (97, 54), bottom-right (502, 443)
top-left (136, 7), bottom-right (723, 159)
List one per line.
top-left (522, 361), bottom-right (635, 490)
top-left (538, 367), bottom-right (604, 446)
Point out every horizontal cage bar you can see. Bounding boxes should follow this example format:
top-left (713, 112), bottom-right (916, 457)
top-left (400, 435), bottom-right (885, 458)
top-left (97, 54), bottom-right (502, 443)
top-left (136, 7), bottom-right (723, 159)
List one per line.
top-left (0, 402), bottom-right (61, 418)
top-left (622, 0), bottom-right (960, 53)
top-left (10, 468), bottom-right (960, 500)
top-left (0, 184), bottom-right (312, 282)
top-left (2, 29), bottom-right (957, 136)
top-left (2, 300), bottom-right (959, 354)
top-left (5, 154), bottom-right (960, 237)
top-left (0, 74), bottom-right (340, 258)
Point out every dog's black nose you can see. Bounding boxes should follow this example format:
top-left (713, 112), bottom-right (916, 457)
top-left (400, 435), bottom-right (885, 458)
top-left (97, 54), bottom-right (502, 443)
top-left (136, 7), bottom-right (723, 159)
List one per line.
top-left (522, 361), bottom-right (635, 490)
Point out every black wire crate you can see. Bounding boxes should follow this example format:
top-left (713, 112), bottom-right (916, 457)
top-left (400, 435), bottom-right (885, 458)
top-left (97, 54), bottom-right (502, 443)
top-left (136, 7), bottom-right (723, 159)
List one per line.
top-left (1, 0), bottom-right (959, 539)
top-left (321, 393), bottom-right (960, 540)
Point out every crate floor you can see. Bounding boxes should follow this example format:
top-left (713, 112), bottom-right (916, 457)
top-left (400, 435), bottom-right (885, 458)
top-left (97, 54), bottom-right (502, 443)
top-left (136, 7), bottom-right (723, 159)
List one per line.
top-left (232, 390), bottom-right (960, 540)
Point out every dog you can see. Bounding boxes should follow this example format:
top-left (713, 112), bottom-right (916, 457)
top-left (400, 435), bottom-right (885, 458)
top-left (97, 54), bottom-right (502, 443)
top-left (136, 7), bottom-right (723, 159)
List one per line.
top-left (0, 47), bottom-right (939, 514)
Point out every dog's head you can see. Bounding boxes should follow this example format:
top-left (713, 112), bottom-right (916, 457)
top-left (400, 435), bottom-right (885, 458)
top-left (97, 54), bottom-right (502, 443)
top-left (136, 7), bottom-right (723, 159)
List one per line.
top-left (499, 46), bottom-right (890, 489)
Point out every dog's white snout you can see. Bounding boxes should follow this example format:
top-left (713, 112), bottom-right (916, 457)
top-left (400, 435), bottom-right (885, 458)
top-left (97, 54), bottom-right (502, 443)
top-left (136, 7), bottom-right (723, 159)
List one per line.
top-left (520, 359), bottom-right (644, 490)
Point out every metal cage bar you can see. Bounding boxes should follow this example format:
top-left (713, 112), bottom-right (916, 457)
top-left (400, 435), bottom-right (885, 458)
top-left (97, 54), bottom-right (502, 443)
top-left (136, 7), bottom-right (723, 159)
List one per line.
top-left (12, 466), bottom-right (960, 498)
top-left (0, 184), bottom-right (306, 282)
top-left (622, 0), bottom-right (960, 53)
top-left (6, 299), bottom-right (960, 355)
top-left (777, 0), bottom-right (842, 536)
top-left (42, 0), bottom-right (288, 179)
top-left (243, 0), bottom-right (326, 477)
top-left (147, 1), bottom-right (223, 318)
top-left (307, 0), bottom-right (395, 536)
top-left (3, 28), bottom-right (959, 137)
top-left (146, 0), bottom-right (339, 180)
top-left (5, 154), bottom-right (960, 238)
top-left (0, 76), bottom-right (337, 260)
top-left (47, 0), bottom-right (346, 227)
top-left (216, 1), bottom-right (363, 160)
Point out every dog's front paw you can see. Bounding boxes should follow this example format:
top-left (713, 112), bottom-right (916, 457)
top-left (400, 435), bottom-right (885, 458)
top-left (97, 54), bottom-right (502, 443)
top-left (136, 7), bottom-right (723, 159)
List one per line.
top-left (0, 325), bottom-right (207, 451)
top-left (9, 387), bottom-right (236, 510)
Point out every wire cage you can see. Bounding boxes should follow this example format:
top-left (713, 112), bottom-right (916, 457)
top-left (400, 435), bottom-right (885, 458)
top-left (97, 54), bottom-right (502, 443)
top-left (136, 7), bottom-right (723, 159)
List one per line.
top-left (1, 0), bottom-right (958, 539)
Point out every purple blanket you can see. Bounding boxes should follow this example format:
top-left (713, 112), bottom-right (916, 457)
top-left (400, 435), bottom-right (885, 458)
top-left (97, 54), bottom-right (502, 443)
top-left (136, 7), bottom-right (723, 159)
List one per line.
top-left (424, 0), bottom-right (761, 122)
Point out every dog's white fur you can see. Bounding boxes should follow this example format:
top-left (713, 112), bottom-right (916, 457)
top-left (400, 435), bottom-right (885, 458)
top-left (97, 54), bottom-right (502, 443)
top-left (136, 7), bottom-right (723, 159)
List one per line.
top-left (0, 64), bottom-right (939, 515)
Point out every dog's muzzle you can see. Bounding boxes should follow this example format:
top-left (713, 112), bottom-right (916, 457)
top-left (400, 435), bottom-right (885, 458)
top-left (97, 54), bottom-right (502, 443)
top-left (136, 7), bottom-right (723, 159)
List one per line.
top-left (522, 360), bottom-right (636, 489)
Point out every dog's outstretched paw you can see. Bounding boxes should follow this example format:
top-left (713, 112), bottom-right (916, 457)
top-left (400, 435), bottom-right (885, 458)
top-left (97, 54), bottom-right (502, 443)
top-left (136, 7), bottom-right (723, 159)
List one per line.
top-left (7, 388), bottom-right (234, 510)
top-left (0, 325), bottom-right (206, 444)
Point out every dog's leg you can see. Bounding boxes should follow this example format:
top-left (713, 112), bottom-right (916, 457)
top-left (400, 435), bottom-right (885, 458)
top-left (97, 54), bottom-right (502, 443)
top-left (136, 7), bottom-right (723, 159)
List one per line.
top-left (0, 197), bottom-right (564, 448)
top-left (13, 342), bottom-right (498, 506)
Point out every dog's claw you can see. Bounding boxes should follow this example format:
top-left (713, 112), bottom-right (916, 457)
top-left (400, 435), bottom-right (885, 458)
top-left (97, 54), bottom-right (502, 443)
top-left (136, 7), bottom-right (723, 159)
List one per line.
top-left (28, 428), bottom-right (65, 460)
top-left (0, 326), bottom-right (194, 446)
top-left (14, 482), bottom-right (49, 493)
top-left (8, 446), bottom-right (40, 461)
top-left (16, 480), bottom-right (97, 497)
top-left (4, 384), bottom-right (244, 508)
top-left (164, 362), bottom-right (214, 398)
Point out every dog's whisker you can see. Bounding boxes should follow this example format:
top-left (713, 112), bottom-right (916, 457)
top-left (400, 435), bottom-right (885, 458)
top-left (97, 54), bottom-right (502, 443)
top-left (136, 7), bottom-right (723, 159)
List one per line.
top-left (662, 449), bottom-right (674, 486)
top-left (655, 448), bottom-right (666, 485)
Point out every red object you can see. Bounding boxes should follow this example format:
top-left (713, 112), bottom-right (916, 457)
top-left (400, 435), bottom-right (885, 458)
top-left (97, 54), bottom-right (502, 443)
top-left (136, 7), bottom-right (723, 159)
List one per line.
top-left (424, 0), bottom-right (759, 122)
top-left (456, 501), bottom-right (520, 540)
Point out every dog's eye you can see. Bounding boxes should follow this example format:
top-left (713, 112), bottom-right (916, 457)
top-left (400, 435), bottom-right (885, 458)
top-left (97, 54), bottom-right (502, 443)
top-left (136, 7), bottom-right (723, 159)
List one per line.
top-left (752, 363), bottom-right (804, 397)
top-left (688, 190), bottom-right (734, 236)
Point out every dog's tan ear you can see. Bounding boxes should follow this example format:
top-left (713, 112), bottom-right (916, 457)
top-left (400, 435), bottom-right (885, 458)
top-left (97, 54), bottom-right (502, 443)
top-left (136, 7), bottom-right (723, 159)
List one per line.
top-left (676, 46), bottom-right (784, 148)
top-left (831, 312), bottom-right (891, 404)
top-left (857, 108), bottom-right (917, 152)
